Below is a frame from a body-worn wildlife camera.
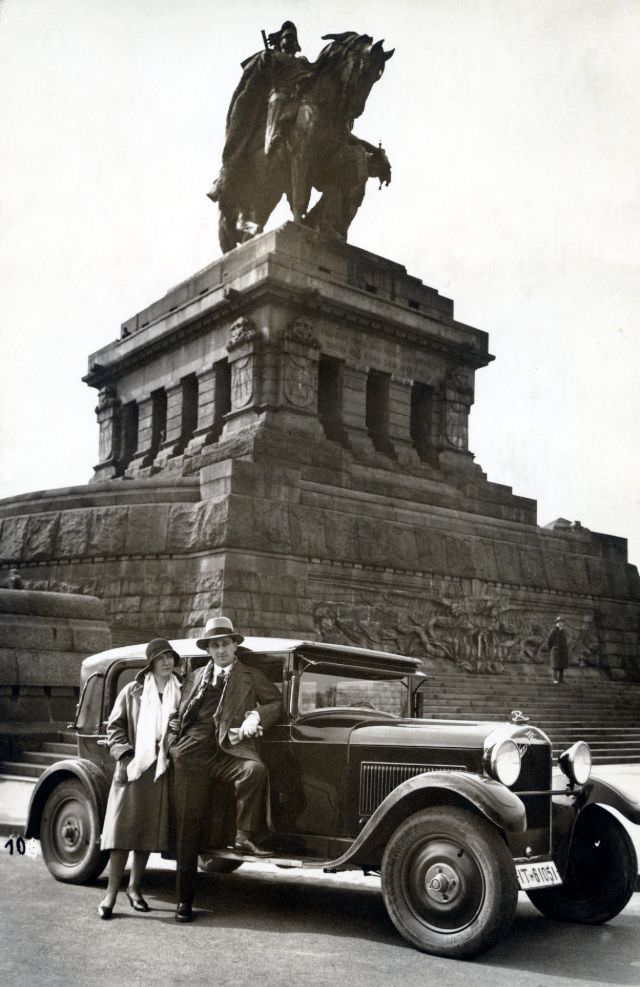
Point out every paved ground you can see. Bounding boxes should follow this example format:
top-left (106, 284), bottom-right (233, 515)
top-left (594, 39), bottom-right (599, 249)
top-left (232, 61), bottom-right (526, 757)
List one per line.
top-left (1, 765), bottom-right (638, 986)
top-left (1, 850), bottom-right (640, 987)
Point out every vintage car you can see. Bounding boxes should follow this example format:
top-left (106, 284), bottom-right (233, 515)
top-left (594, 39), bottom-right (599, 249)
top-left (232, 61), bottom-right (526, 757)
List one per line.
top-left (26, 636), bottom-right (640, 959)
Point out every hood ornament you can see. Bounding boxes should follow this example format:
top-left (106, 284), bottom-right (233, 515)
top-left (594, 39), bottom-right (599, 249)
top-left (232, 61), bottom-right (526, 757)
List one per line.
top-left (510, 709), bottom-right (530, 724)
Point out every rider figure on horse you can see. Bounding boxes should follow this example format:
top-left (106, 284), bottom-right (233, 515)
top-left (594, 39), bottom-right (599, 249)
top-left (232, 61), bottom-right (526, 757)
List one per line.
top-left (209, 22), bottom-right (310, 208)
top-left (263, 22), bottom-right (310, 156)
top-left (208, 24), bottom-right (393, 253)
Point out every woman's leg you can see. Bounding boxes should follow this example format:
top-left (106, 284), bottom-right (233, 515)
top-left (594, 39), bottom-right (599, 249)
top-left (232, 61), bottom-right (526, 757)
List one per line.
top-left (100, 849), bottom-right (128, 907)
top-left (128, 851), bottom-right (150, 895)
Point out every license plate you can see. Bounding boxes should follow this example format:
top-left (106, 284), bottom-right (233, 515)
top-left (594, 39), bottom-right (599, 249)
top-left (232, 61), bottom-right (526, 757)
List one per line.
top-left (516, 860), bottom-right (562, 890)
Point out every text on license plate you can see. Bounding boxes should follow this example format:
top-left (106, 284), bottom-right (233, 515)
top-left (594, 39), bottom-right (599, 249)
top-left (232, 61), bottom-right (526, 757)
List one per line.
top-left (516, 861), bottom-right (562, 890)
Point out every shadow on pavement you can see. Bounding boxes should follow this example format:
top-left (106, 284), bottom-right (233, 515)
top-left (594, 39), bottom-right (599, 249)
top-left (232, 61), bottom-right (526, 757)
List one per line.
top-left (89, 863), bottom-right (640, 984)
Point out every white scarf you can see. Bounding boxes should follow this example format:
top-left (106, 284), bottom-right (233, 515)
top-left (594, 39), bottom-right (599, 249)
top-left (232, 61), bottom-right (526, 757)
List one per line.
top-left (127, 672), bottom-right (181, 782)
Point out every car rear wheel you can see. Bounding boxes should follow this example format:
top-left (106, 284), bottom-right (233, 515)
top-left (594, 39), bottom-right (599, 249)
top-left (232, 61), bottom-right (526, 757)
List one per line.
top-left (381, 806), bottom-right (518, 959)
top-left (40, 779), bottom-right (108, 884)
top-left (526, 804), bottom-right (637, 924)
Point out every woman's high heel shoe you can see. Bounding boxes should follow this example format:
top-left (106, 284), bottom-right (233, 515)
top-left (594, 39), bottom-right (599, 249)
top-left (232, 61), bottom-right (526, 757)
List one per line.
top-left (126, 890), bottom-right (150, 912)
top-left (98, 901), bottom-right (114, 920)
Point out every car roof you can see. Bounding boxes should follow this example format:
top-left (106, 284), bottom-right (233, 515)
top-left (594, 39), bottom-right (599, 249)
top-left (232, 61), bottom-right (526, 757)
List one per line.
top-left (81, 636), bottom-right (423, 680)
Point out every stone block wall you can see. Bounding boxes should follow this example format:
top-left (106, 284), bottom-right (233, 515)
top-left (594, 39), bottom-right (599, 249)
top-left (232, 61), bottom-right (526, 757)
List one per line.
top-left (0, 588), bottom-right (112, 723)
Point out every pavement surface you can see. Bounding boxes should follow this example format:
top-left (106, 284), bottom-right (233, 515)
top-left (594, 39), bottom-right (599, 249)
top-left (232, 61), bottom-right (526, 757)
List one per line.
top-left (1, 849), bottom-right (640, 987)
top-left (1, 764), bottom-right (639, 987)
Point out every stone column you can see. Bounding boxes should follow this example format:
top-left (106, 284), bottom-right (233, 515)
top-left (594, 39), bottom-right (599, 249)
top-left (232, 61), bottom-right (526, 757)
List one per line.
top-left (439, 366), bottom-right (476, 471)
top-left (388, 377), bottom-right (421, 466)
top-left (124, 395), bottom-right (155, 476)
top-left (221, 317), bottom-right (263, 438)
top-left (152, 383), bottom-right (183, 469)
top-left (342, 366), bottom-right (377, 457)
top-left (91, 386), bottom-right (122, 482)
top-left (277, 319), bottom-right (324, 438)
top-left (184, 365), bottom-right (221, 457)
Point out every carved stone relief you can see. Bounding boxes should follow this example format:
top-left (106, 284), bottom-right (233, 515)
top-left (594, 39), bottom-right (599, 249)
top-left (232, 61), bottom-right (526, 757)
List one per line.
top-left (95, 386), bottom-right (120, 463)
top-left (227, 316), bottom-right (259, 351)
top-left (284, 355), bottom-right (316, 408)
top-left (313, 593), bottom-right (599, 675)
top-left (286, 318), bottom-right (320, 349)
top-left (444, 401), bottom-right (468, 451)
top-left (231, 355), bottom-right (253, 408)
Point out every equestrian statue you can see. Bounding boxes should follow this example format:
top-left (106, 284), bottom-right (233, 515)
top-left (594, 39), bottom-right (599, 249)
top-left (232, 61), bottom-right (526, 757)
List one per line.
top-left (208, 21), bottom-right (394, 253)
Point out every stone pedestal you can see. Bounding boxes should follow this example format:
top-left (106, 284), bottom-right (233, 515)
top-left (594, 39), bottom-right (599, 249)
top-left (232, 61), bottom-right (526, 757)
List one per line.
top-left (0, 223), bottom-right (637, 683)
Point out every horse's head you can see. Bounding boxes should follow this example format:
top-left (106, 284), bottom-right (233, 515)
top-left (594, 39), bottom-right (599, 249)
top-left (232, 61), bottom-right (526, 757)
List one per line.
top-left (317, 32), bottom-right (394, 121)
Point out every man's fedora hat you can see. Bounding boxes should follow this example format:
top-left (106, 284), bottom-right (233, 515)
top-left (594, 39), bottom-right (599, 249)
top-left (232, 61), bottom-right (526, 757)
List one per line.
top-left (138, 638), bottom-right (180, 678)
top-left (196, 616), bottom-right (244, 650)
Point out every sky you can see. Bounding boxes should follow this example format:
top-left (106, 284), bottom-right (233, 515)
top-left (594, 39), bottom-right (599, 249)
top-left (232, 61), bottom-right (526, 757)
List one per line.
top-left (1, 0), bottom-right (639, 565)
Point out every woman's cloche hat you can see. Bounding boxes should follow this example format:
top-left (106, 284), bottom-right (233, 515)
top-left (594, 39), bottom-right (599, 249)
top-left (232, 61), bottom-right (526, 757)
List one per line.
top-left (196, 615), bottom-right (244, 650)
top-left (139, 638), bottom-right (180, 678)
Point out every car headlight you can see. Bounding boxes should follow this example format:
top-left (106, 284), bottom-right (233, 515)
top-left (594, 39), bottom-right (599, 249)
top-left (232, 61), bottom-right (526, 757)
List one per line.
top-left (559, 741), bottom-right (592, 786)
top-left (487, 738), bottom-right (522, 787)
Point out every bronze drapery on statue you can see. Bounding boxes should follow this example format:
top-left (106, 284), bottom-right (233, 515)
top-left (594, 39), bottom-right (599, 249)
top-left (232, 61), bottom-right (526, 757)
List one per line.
top-left (208, 22), bottom-right (394, 253)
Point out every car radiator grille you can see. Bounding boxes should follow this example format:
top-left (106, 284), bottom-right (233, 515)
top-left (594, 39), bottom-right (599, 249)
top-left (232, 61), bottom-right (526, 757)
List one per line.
top-left (359, 760), bottom-right (465, 817)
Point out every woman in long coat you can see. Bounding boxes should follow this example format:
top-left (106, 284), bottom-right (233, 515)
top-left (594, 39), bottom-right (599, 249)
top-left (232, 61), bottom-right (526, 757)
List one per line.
top-left (98, 638), bottom-right (181, 919)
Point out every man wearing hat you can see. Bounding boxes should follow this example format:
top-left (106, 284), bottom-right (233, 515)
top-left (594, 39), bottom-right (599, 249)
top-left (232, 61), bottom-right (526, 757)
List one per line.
top-left (167, 615), bottom-right (281, 922)
top-left (546, 616), bottom-right (570, 684)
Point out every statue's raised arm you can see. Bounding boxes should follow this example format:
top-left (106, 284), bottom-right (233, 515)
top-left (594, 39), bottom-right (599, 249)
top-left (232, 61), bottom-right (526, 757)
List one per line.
top-left (208, 24), bottom-right (393, 253)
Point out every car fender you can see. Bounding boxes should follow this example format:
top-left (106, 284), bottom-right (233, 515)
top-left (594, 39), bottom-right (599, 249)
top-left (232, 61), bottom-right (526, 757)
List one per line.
top-left (25, 759), bottom-right (110, 840)
top-left (578, 773), bottom-right (640, 825)
top-left (325, 770), bottom-right (526, 872)
top-left (547, 775), bottom-right (640, 878)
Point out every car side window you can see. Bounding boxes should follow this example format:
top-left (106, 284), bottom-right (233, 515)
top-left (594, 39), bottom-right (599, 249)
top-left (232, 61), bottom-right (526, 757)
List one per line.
top-left (102, 660), bottom-right (145, 728)
top-left (298, 669), bottom-right (405, 716)
top-left (75, 674), bottom-right (105, 733)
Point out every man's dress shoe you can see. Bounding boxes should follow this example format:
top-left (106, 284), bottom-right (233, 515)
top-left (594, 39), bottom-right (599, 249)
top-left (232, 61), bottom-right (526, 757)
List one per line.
top-left (233, 838), bottom-right (272, 857)
top-left (175, 902), bottom-right (194, 923)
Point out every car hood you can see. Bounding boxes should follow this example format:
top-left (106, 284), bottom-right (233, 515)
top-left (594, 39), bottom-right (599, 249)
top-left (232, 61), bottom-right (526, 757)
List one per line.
top-left (348, 718), bottom-right (547, 751)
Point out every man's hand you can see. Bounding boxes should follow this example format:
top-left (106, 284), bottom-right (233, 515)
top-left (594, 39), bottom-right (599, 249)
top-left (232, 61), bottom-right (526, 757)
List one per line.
top-left (239, 710), bottom-right (263, 739)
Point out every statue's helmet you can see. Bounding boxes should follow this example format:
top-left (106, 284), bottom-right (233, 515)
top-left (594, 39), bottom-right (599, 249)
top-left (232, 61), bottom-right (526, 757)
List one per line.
top-left (268, 21), bottom-right (301, 53)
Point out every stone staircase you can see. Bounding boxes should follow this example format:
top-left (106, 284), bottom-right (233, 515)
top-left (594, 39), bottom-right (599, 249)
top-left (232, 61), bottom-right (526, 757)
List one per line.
top-left (419, 669), bottom-right (640, 764)
top-left (0, 730), bottom-right (76, 781)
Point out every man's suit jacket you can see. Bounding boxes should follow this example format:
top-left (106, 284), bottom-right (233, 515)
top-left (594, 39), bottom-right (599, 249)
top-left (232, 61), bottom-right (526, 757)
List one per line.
top-left (170, 659), bottom-right (281, 762)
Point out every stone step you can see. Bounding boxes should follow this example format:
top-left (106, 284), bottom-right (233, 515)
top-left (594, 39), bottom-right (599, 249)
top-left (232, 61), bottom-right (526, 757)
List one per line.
top-left (0, 762), bottom-right (42, 779)
top-left (425, 692), bottom-right (640, 704)
top-left (40, 742), bottom-right (76, 756)
top-left (591, 753), bottom-right (640, 764)
top-left (19, 751), bottom-right (64, 766)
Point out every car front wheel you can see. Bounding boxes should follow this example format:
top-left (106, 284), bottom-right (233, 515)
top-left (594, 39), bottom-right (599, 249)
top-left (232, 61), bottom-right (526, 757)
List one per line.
top-left (526, 804), bottom-right (637, 924)
top-left (381, 805), bottom-right (518, 959)
top-left (40, 778), bottom-right (108, 884)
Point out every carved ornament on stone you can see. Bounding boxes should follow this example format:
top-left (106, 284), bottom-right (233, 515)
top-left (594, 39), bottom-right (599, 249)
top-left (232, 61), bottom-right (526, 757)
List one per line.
top-left (286, 318), bottom-right (320, 349)
top-left (284, 355), bottom-right (316, 408)
top-left (95, 385), bottom-right (118, 413)
top-left (446, 366), bottom-right (474, 400)
top-left (444, 401), bottom-right (468, 451)
top-left (231, 355), bottom-right (253, 408)
top-left (227, 316), bottom-right (259, 352)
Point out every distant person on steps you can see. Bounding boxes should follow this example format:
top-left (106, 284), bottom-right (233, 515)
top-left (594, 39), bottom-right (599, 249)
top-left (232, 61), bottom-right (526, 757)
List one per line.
top-left (546, 616), bottom-right (569, 685)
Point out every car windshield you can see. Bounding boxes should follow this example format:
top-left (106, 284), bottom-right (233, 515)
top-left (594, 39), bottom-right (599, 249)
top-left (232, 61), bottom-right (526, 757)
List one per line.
top-left (298, 668), bottom-right (406, 716)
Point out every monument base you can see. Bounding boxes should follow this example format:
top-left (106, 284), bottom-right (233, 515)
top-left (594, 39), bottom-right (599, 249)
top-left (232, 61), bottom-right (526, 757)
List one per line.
top-left (0, 225), bottom-right (638, 680)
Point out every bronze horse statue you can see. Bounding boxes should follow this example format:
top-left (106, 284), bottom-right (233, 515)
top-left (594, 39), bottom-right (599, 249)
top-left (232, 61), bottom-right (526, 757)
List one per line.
top-left (208, 31), bottom-right (394, 253)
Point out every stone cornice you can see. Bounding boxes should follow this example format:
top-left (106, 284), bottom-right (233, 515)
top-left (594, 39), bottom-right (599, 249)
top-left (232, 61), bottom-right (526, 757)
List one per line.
top-left (84, 276), bottom-right (492, 390)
